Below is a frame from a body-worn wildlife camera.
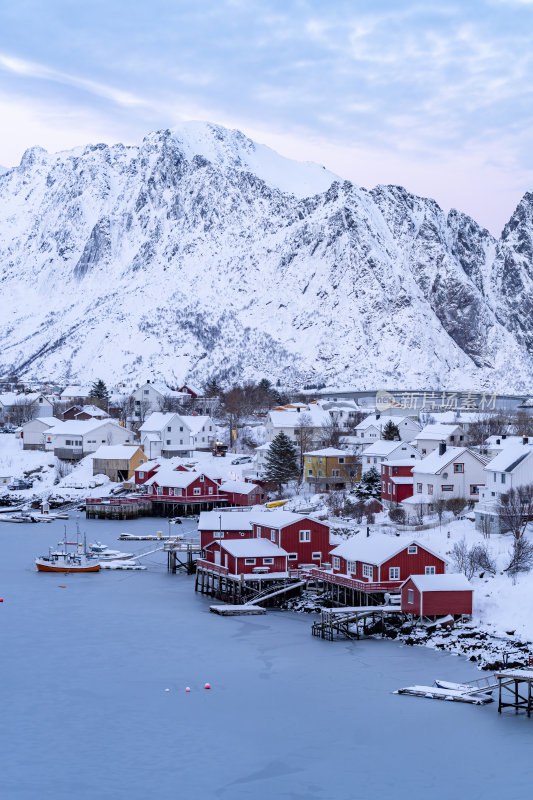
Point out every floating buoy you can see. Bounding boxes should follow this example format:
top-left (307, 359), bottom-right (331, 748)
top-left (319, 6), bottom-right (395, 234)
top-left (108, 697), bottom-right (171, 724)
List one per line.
top-left (0, 598), bottom-right (3, 602)
top-left (204, 683), bottom-right (211, 690)
top-left (59, 585), bottom-right (66, 589)
top-left (185, 687), bottom-right (191, 693)
top-left (164, 688), bottom-right (170, 692)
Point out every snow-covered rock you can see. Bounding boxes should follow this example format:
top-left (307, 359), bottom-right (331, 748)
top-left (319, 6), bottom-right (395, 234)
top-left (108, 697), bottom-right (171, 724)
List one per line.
top-left (0, 121), bottom-right (532, 390)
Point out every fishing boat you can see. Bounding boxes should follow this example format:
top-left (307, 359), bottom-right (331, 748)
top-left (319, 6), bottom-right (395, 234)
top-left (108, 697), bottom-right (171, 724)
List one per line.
top-left (36, 529), bottom-right (100, 573)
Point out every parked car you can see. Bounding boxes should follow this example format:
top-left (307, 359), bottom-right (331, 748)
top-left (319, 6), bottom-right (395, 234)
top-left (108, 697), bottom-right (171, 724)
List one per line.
top-left (0, 425), bottom-right (16, 434)
top-left (8, 479), bottom-right (33, 490)
top-left (231, 456), bottom-right (253, 465)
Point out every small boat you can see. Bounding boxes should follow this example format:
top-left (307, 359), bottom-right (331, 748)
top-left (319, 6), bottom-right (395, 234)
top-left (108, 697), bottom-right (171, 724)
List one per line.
top-left (87, 542), bottom-right (134, 561)
top-left (36, 528), bottom-right (100, 573)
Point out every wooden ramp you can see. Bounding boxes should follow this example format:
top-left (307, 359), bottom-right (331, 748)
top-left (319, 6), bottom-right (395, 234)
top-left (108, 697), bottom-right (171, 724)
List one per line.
top-left (246, 580), bottom-right (307, 606)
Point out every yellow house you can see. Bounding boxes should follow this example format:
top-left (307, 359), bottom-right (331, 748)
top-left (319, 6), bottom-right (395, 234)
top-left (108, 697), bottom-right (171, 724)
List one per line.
top-left (92, 445), bottom-right (146, 482)
top-left (304, 448), bottom-right (360, 491)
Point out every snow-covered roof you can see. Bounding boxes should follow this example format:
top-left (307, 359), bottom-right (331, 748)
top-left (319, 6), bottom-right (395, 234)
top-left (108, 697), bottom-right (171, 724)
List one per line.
top-left (180, 383), bottom-right (202, 396)
top-left (0, 391), bottom-right (50, 405)
top-left (485, 444), bottom-right (533, 473)
top-left (390, 476), bottom-right (414, 485)
top-left (383, 458), bottom-right (419, 467)
top-left (416, 423), bottom-right (462, 440)
top-left (22, 416), bottom-right (60, 428)
top-left (403, 573), bottom-right (472, 592)
top-left (92, 445), bottom-right (142, 460)
top-left (431, 411), bottom-right (482, 425)
top-left (268, 408), bottom-right (331, 428)
top-left (220, 480), bottom-right (259, 494)
top-left (249, 510), bottom-right (328, 529)
top-left (60, 385), bottom-right (92, 398)
top-left (135, 459), bottom-right (160, 473)
top-left (198, 511), bottom-right (255, 531)
top-left (330, 534), bottom-right (444, 566)
top-left (146, 469), bottom-right (199, 488)
top-left (47, 419), bottom-right (121, 435)
top-left (78, 404), bottom-right (110, 417)
top-left (139, 412), bottom-right (178, 432)
top-left (182, 415), bottom-right (211, 436)
top-left (255, 443), bottom-right (271, 452)
top-left (142, 381), bottom-right (185, 398)
top-left (362, 441), bottom-right (419, 457)
top-left (355, 414), bottom-right (418, 431)
top-left (217, 539), bottom-right (287, 557)
top-left (304, 447), bottom-right (347, 457)
top-left (484, 435), bottom-right (522, 447)
top-left (412, 446), bottom-right (486, 475)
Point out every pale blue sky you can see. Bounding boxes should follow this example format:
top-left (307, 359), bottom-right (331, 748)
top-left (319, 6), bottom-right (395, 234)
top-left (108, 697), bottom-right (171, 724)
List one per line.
top-left (1, 0), bottom-right (532, 234)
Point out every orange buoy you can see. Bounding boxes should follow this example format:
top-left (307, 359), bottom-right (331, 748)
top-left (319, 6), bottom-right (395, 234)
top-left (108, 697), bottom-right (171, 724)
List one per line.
top-left (0, 598), bottom-right (3, 602)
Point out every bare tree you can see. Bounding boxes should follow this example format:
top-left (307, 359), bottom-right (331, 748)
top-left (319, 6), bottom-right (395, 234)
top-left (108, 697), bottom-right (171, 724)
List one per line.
top-left (219, 387), bottom-right (247, 450)
top-left (294, 413), bottom-right (314, 476)
top-left (433, 497), bottom-right (447, 528)
top-left (135, 398), bottom-right (152, 424)
top-left (505, 536), bottom-right (533, 578)
top-left (498, 485), bottom-right (533, 539)
top-left (323, 418), bottom-right (342, 448)
top-left (389, 506), bottom-right (406, 524)
top-left (446, 496), bottom-right (467, 518)
top-left (9, 398), bottom-right (38, 425)
top-left (469, 543), bottom-right (497, 575)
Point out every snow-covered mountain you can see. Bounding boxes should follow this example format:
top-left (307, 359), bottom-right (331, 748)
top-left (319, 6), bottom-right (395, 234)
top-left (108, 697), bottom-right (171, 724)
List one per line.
top-left (0, 121), bottom-right (532, 392)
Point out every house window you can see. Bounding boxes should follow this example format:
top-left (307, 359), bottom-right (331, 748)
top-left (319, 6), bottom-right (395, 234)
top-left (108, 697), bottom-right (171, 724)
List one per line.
top-left (179, 426), bottom-right (183, 432)
top-left (144, 390), bottom-right (149, 395)
top-left (299, 530), bottom-right (311, 542)
top-left (393, 467), bottom-right (399, 475)
top-left (156, 487), bottom-right (163, 495)
top-left (289, 553), bottom-right (298, 561)
top-left (347, 560), bottom-right (356, 573)
top-left (408, 545), bottom-right (417, 555)
top-left (362, 564), bottom-right (373, 580)
top-left (138, 471), bottom-right (144, 479)
top-left (425, 566), bottom-right (436, 575)
top-left (318, 470), bottom-right (322, 477)
top-left (417, 483), bottom-right (422, 493)
top-left (493, 472), bottom-right (497, 482)
top-left (408, 589), bottom-right (414, 604)
top-left (441, 485), bottom-right (453, 491)
top-left (270, 530), bottom-right (276, 542)
top-left (332, 470), bottom-right (340, 477)
top-left (263, 558), bottom-right (274, 565)
top-left (167, 426), bottom-right (171, 432)
top-left (245, 558), bottom-right (256, 565)
top-left (208, 487), bottom-right (213, 495)
top-left (332, 556), bottom-right (340, 570)
top-left (200, 475), bottom-right (204, 482)
top-left (338, 457), bottom-right (345, 464)
top-left (308, 470), bottom-right (313, 477)
top-left (382, 481), bottom-right (386, 493)
top-left (308, 457), bottom-right (312, 463)
top-left (501, 474), bottom-right (506, 484)
top-left (454, 463), bottom-right (464, 473)
top-left (389, 567), bottom-right (400, 580)
top-left (214, 531), bottom-right (223, 538)
top-left (470, 485), bottom-right (480, 495)
top-left (312, 552), bottom-right (321, 560)
top-left (256, 526), bottom-right (261, 536)
top-left (166, 440), bottom-right (171, 445)
top-left (193, 488), bottom-right (201, 495)
top-left (428, 484), bottom-right (433, 495)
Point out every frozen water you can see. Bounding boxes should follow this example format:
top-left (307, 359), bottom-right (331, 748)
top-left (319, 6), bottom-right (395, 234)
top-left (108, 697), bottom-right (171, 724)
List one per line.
top-left (1, 515), bottom-right (533, 800)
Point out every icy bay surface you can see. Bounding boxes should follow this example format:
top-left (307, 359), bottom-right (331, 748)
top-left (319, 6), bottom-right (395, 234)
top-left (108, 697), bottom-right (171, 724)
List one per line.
top-left (1, 515), bottom-right (533, 800)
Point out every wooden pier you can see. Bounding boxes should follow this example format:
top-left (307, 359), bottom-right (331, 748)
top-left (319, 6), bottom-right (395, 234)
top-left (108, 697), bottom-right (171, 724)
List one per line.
top-left (164, 537), bottom-right (203, 575)
top-left (210, 605), bottom-right (266, 616)
top-left (86, 498), bottom-right (152, 520)
top-left (195, 560), bottom-right (306, 605)
top-left (496, 669), bottom-right (533, 716)
top-left (312, 606), bottom-right (405, 641)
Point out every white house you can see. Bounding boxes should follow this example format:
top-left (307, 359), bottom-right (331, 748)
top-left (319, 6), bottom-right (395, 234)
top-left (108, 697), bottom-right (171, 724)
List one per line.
top-left (19, 416), bottom-right (61, 450)
top-left (407, 444), bottom-right (488, 514)
top-left (44, 419), bottom-right (134, 459)
top-left (361, 440), bottom-right (420, 473)
top-left (475, 441), bottom-right (533, 533)
top-left (265, 406), bottom-right (332, 448)
top-left (414, 423), bottom-right (465, 456)
top-left (354, 414), bottom-right (421, 447)
top-left (139, 412), bottom-right (215, 459)
top-left (59, 385), bottom-right (92, 402)
top-left (0, 392), bottom-right (54, 422)
top-left (132, 381), bottom-right (187, 418)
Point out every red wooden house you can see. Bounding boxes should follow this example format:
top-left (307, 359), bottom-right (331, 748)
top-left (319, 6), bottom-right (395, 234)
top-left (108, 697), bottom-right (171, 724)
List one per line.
top-left (381, 459), bottom-right (415, 507)
top-left (220, 480), bottom-right (265, 506)
top-left (134, 460), bottom-right (161, 486)
top-left (203, 538), bottom-right (288, 575)
top-left (146, 467), bottom-right (221, 503)
top-left (401, 573), bottom-right (473, 617)
top-left (329, 535), bottom-right (446, 592)
top-left (198, 510), bottom-right (254, 550)
top-left (251, 511), bottom-right (331, 568)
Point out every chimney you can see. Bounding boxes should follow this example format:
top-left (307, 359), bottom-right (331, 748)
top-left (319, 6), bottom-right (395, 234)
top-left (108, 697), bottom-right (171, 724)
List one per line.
top-left (524, 436), bottom-right (529, 445)
top-left (496, 438), bottom-right (500, 445)
top-left (296, 406), bottom-right (300, 413)
top-left (147, 379), bottom-right (150, 384)
top-left (502, 434), bottom-right (506, 440)
top-left (376, 413), bottom-right (380, 420)
top-left (439, 441), bottom-right (446, 456)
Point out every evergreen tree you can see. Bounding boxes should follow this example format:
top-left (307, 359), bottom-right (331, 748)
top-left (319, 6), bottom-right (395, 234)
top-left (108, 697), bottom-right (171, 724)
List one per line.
top-left (382, 420), bottom-right (400, 441)
top-left (355, 467), bottom-right (381, 500)
top-left (89, 379), bottom-right (109, 400)
top-left (264, 431), bottom-right (299, 494)
top-left (204, 377), bottom-right (222, 398)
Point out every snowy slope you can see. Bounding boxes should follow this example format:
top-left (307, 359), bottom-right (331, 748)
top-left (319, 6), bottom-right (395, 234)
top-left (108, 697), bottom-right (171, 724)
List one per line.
top-left (0, 122), bottom-right (532, 391)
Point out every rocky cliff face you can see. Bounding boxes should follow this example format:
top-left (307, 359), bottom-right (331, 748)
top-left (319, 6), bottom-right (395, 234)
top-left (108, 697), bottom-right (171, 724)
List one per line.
top-left (0, 122), bottom-right (531, 391)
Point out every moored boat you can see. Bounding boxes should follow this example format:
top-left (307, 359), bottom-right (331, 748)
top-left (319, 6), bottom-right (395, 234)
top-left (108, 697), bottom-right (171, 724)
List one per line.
top-left (36, 529), bottom-right (100, 573)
